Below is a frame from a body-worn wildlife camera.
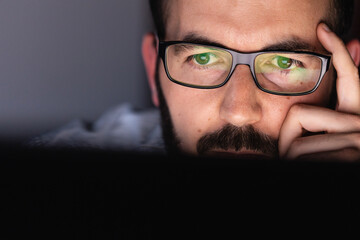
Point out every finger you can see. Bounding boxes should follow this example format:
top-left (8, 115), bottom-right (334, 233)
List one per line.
top-left (278, 104), bottom-right (360, 157)
top-left (317, 23), bottom-right (360, 114)
top-left (283, 132), bottom-right (360, 160)
top-left (292, 148), bottom-right (360, 162)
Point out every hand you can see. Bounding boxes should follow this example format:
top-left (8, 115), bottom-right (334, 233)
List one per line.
top-left (278, 23), bottom-right (360, 161)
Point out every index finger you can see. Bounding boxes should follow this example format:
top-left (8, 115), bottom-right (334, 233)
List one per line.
top-left (317, 23), bottom-right (360, 114)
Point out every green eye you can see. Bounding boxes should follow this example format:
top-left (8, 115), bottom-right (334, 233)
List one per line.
top-left (194, 53), bottom-right (211, 65)
top-left (276, 56), bottom-right (293, 69)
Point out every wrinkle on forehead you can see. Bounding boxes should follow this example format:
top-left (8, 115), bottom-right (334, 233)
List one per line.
top-left (167, 0), bottom-right (329, 51)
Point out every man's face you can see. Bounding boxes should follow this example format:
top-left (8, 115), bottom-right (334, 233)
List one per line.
top-left (156, 0), bottom-right (334, 158)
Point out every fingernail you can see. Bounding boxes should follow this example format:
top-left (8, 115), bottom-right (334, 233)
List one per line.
top-left (322, 23), bottom-right (331, 32)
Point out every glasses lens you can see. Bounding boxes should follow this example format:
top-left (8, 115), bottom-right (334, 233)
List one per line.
top-left (255, 53), bottom-right (322, 94)
top-left (166, 43), bottom-right (233, 87)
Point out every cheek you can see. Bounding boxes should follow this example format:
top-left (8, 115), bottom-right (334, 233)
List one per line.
top-left (258, 96), bottom-right (291, 139)
top-left (159, 68), bottom-right (220, 152)
top-left (294, 69), bottom-right (335, 108)
top-left (262, 71), bottom-right (334, 138)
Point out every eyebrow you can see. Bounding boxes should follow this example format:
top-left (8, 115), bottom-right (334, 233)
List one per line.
top-left (262, 38), bottom-right (317, 52)
top-left (181, 32), bottom-right (319, 53)
top-left (182, 33), bottom-right (227, 48)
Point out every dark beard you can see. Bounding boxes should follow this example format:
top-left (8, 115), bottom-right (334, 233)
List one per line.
top-left (155, 58), bottom-right (182, 156)
top-left (154, 58), bottom-right (278, 158)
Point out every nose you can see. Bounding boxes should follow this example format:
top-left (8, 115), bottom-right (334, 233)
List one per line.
top-left (219, 65), bottom-right (262, 126)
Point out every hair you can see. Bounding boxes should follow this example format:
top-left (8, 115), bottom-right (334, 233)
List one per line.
top-left (149, 0), bottom-right (355, 40)
top-left (148, 0), bottom-right (168, 40)
top-left (328, 0), bottom-right (355, 38)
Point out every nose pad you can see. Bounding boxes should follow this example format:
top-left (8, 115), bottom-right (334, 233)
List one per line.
top-left (219, 65), bottom-right (262, 126)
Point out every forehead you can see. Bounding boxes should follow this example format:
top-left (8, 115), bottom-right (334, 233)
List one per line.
top-left (165, 0), bottom-right (330, 52)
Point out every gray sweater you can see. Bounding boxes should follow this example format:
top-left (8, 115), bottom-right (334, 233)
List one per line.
top-left (29, 104), bottom-right (165, 153)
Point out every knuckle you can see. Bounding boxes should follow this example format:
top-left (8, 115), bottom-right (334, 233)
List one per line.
top-left (288, 104), bottom-right (304, 117)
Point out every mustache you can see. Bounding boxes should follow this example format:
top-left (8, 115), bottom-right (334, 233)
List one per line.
top-left (196, 124), bottom-right (278, 156)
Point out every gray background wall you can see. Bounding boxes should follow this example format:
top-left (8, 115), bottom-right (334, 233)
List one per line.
top-left (0, 0), bottom-right (358, 143)
top-left (0, 0), bottom-right (153, 142)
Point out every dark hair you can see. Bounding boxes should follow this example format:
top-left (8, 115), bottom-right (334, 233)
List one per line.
top-left (149, 0), bottom-right (168, 40)
top-left (329, 0), bottom-right (355, 38)
top-left (149, 0), bottom-right (354, 40)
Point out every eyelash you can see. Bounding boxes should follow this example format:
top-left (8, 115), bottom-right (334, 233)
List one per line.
top-left (289, 59), bottom-right (304, 68)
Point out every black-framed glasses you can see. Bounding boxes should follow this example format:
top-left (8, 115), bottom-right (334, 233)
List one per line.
top-left (158, 41), bottom-right (331, 96)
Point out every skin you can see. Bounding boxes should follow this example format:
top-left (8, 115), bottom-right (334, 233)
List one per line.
top-left (143, 0), bottom-right (360, 160)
